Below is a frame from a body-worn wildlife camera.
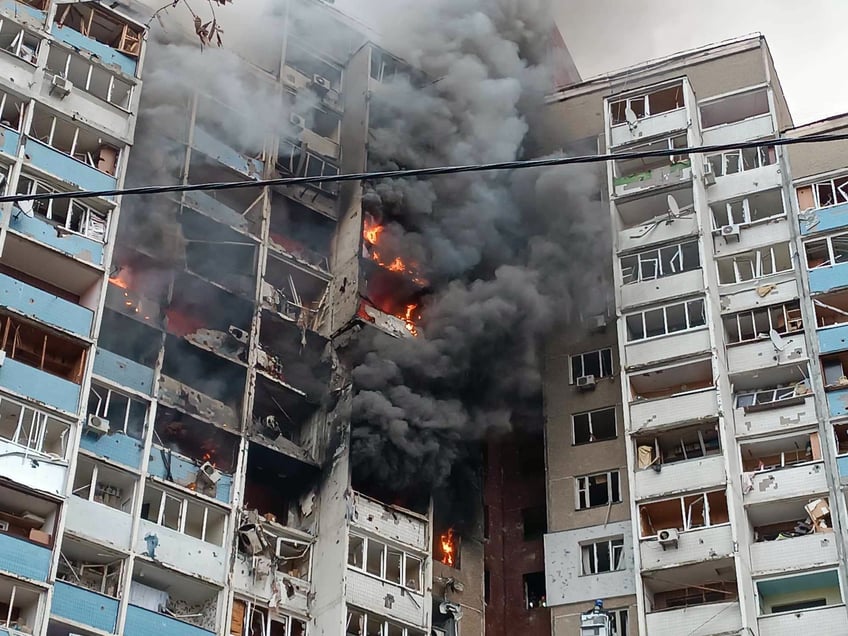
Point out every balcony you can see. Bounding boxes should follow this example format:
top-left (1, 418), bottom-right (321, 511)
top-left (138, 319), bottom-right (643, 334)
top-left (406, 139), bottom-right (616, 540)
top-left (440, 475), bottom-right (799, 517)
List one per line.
top-left (720, 276), bottom-right (798, 315)
top-left (810, 262), bottom-right (848, 295)
top-left (50, 23), bottom-right (137, 77)
top-left (51, 581), bottom-right (119, 633)
top-left (613, 161), bottom-right (692, 198)
top-left (0, 272), bottom-right (93, 338)
top-left (751, 532), bottom-right (838, 576)
top-left (124, 605), bottom-right (215, 636)
top-left (93, 348), bottom-right (155, 396)
top-left (0, 438), bottom-right (67, 497)
top-left (633, 455), bottom-right (725, 501)
top-left (618, 213), bottom-right (698, 253)
top-left (819, 323), bottom-right (848, 355)
top-left (743, 462), bottom-right (828, 506)
top-left (625, 328), bottom-right (711, 369)
top-left (350, 492), bottom-right (428, 552)
top-left (734, 395), bottom-right (816, 438)
top-left (79, 429), bottom-right (144, 469)
top-left (758, 605), bottom-right (848, 636)
top-left (827, 387), bottom-right (848, 418)
top-left (701, 111), bottom-right (774, 146)
top-left (147, 447), bottom-right (233, 505)
top-left (64, 494), bottom-right (133, 551)
top-left (645, 602), bottom-right (742, 636)
top-left (135, 519), bottom-right (228, 584)
top-left (0, 126), bottom-right (19, 157)
top-left (0, 357), bottom-right (80, 413)
top-left (726, 334), bottom-right (807, 376)
top-left (620, 269), bottom-right (703, 310)
top-left (9, 211), bottom-right (105, 266)
top-left (707, 162), bottom-right (783, 207)
top-left (712, 218), bottom-right (791, 261)
top-left (610, 107), bottom-right (688, 148)
top-left (192, 127), bottom-right (263, 180)
top-left (24, 139), bottom-right (117, 193)
top-left (345, 568), bottom-right (427, 629)
top-left (0, 531), bottom-right (51, 581)
top-left (800, 202), bottom-right (848, 236)
top-left (640, 525), bottom-right (733, 571)
top-left (630, 389), bottom-right (719, 433)
top-left (0, 0), bottom-right (46, 24)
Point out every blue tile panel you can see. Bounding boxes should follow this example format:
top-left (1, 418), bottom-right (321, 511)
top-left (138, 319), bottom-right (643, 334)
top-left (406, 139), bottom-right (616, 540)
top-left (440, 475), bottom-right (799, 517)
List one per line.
top-left (827, 388), bottom-right (848, 418)
top-left (52, 581), bottom-right (119, 633)
top-left (800, 203), bottom-right (848, 236)
top-left (24, 139), bottom-right (117, 194)
top-left (80, 430), bottom-right (144, 469)
top-left (819, 324), bottom-right (848, 355)
top-left (192, 127), bottom-right (264, 178)
top-left (148, 446), bottom-right (232, 504)
top-left (9, 211), bottom-right (104, 266)
top-left (0, 272), bottom-right (93, 337)
top-left (124, 605), bottom-right (215, 636)
top-left (838, 456), bottom-right (848, 483)
top-left (50, 24), bottom-right (137, 77)
top-left (809, 263), bottom-right (848, 295)
top-left (0, 357), bottom-right (79, 413)
top-left (0, 532), bottom-right (51, 581)
top-left (0, 0), bottom-right (46, 24)
top-left (93, 348), bottom-right (155, 395)
top-left (0, 127), bottom-right (19, 158)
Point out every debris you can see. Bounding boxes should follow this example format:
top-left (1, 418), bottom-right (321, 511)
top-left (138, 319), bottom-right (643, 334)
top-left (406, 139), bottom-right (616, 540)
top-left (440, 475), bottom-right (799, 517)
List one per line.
top-left (756, 284), bottom-right (776, 297)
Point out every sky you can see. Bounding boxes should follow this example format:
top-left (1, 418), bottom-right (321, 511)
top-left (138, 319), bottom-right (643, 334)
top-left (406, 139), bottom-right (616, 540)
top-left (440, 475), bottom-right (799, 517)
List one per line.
top-left (334, 0), bottom-right (846, 126)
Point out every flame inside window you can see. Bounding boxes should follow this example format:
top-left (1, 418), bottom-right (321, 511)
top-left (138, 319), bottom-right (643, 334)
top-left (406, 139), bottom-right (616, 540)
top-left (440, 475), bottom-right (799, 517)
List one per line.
top-left (439, 528), bottom-right (456, 567)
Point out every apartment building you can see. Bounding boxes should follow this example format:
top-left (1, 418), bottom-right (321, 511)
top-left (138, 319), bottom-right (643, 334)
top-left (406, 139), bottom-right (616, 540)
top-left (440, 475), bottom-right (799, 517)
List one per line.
top-left (541, 34), bottom-right (848, 636)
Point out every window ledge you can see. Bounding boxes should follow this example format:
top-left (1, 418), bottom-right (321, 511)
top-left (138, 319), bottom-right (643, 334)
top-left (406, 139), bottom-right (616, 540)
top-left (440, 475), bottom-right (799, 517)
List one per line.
top-left (742, 396), bottom-right (806, 413)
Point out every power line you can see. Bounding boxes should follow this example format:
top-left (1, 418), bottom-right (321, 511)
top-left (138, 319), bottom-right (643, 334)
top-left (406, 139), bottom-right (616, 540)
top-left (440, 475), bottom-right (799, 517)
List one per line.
top-left (1, 131), bottom-right (847, 205)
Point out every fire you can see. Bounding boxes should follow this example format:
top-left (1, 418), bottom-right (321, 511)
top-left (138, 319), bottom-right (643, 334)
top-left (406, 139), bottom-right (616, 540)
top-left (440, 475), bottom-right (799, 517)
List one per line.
top-left (109, 270), bottom-right (130, 289)
top-left (362, 218), bottom-right (427, 286)
top-left (363, 220), bottom-right (383, 245)
top-left (439, 529), bottom-right (456, 567)
top-left (402, 303), bottom-right (419, 336)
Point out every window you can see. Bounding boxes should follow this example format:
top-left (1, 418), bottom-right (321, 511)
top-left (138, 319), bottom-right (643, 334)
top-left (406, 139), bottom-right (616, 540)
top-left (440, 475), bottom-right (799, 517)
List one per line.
top-left (347, 534), bottom-right (422, 591)
top-left (723, 301), bottom-right (802, 345)
top-left (706, 146), bottom-right (775, 178)
top-left (0, 313), bottom-right (87, 383)
top-left (638, 490), bottom-right (729, 537)
top-left (805, 232), bottom-right (848, 269)
top-left (0, 89), bottom-right (26, 132)
top-left (581, 537), bottom-right (624, 575)
top-left (87, 383), bottom-right (147, 439)
top-left (141, 483), bottom-right (227, 546)
top-left (797, 175), bottom-right (848, 209)
top-left (0, 18), bottom-right (41, 65)
top-left (523, 571), bottom-right (546, 609)
top-left (699, 88), bottom-right (769, 128)
top-left (635, 424), bottom-right (720, 468)
top-left (613, 134), bottom-right (688, 184)
top-left (625, 298), bottom-right (706, 341)
top-left (370, 47), bottom-right (402, 83)
top-left (571, 348), bottom-right (613, 382)
top-left (28, 105), bottom-right (120, 175)
top-left (716, 243), bottom-right (792, 284)
top-left (710, 189), bottom-right (784, 229)
top-left (16, 173), bottom-right (110, 241)
top-left (572, 407), bottom-right (617, 445)
top-left (276, 139), bottom-right (339, 194)
top-left (521, 506), bottom-right (547, 541)
top-left (609, 608), bottom-right (629, 636)
top-left (72, 457), bottom-right (135, 513)
top-left (621, 240), bottom-right (700, 285)
top-left (241, 602), bottom-right (307, 636)
top-left (610, 82), bottom-right (684, 125)
top-left (54, 3), bottom-right (142, 58)
top-left (0, 395), bottom-right (70, 458)
top-left (46, 45), bottom-right (133, 109)
top-left (346, 608), bottom-right (425, 636)
top-left (736, 385), bottom-right (802, 409)
top-left (576, 471), bottom-right (620, 510)
top-left (0, 577), bottom-right (41, 632)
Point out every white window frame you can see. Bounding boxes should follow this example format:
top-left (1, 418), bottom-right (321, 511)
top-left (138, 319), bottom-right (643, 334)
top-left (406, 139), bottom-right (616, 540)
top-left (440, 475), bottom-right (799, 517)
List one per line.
top-left (811, 175), bottom-right (848, 208)
top-left (144, 483), bottom-right (227, 546)
top-left (72, 458), bottom-right (134, 512)
top-left (88, 383), bottom-right (147, 439)
top-left (0, 394), bottom-right (70, 459)
top-left (570, 348), bottom-right (613, 383)
top-left (0, 18), bottom-right (40, 65)
top-left (243, 601), bottom-right (307, 636)
top-left (346, 607), bottom-right (425, 636)
top-left (28, 106), bottom-right (120, 174)
top-left (717, 243), bottom-right (793, 284)
top-left (625, 298), bottom-right (706, 342)
top-left (609, 81), bottom-right (685, 125)
top-left (347, 533), bottom-right (423, 592)
top-left (575, 471), bottom-right (621, 510)
top-left (723, 302), bottom-right (802, 345)
top-left (581, 537), bottom-right (624, 575)
top-left (706, 146), bottom-right (774, 179)
top-left (639, 490), bottom-right (727, 538)
top-left (609, 607), bottom-right (629, 636)
top-left (736, 385), bottom-right (798, 409)
top-left (710, 191), bottom-right (785, 230)
top-left (805, 231), bottom-right (848, 270)
top-left (621, 240), bottom-right (700, 285)
top-left (16, 172), bottom-right (110, 241)
top-left (572, 407), bottom-right (617, 445)
top-left (0, 579), bottom-right (40, 630)
top-left (46, 45), bottom-right (134, 109)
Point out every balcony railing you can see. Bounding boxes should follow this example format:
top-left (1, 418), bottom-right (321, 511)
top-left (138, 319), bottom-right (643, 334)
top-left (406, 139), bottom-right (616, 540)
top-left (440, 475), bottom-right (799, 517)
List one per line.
top-left (646, 602), bottom-right (742, 635)
top-left (633, 455), bottom-right (725, 501)
top-left (0, 272), bottom-right (93, 338)
top-left (743, 461), bottom-right (828, 505)
top-left (799, 201), bottom-right (848, 236)
top-left (93, 348), bottom-right (155, 396)
top-left (51, 581), bottom-right (119, 633)
top-left (610, 108), bottom-right (688, 148)
top-left (750, 532), bottom-right (838, 576)
top-left (50, 23), bottom-right (137, 77)
top-left (124, 605), bottom-right (215, 636)
top-left (0, 531), bottom-right (51, 581)
top-left (629, 389), bottom-right (719, 433)
top-left (620, 269), bottom-right (703, 310)
top-left (9, 211), bottom-right (105, 266)
top-left (757, 604), bottom-right (847, 636)
top-left (726, 334), bottom-right (807, 375)
top-left (640, 525), bottom-right (733, 572)
top-left (64, 495), bottom-right (132, 551)
top-left (0, 357), bottom-right (80, 413)
top-left (24, 139), bottom-right (117, 193)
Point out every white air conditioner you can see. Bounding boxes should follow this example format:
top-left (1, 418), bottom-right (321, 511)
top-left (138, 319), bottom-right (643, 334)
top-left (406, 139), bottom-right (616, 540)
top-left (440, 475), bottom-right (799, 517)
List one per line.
top-left (50, 74), bottom-right (73, 98)
top-left (657, 527), bottom-right (680, 549)
top-left (198, 461), bottom-right (222, 485)
top-left (576, 375), bottom-right (596, 391)
top-left (85, 414), bottom-right (110, 436)
top-left (720, 224), bottom-right (741, 242)
top-left (228, 325), bottom-right (249, 344)
top-left (703, 160), bottom-right (716, 185)
top-left (289, 113), bottom-right (306, 129)
top-left (311, 74), bottom-right (331, 92)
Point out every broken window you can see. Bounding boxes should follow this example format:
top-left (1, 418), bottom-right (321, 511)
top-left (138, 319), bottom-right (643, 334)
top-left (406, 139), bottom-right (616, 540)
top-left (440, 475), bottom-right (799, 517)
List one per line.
top-left (634, 423), bottom-right (720, 469)
top-left (805, 232), bottom-right (848, 269)
top-left (277, 139), bottom-right (339, 195)
top-left (236, 601), bottom-right (307, 636)
top-left (797, 175), bottom-right (848, 210)
top-left (268, 195), bottom-right (334, 271)
top-left (575, 471), bottom-right (620, 510)
top-left (740, 431), bottom-right (820, 472)
top-left (710, 189), bottom-right (784, 229)
top-left (621, 240), bottom-right (700, 285)
top-left (521, 506), bottom-right (547, 541)
top-left (370, 47), bottom-right (403, 83)
top-left (87, 383), bottom-right (147, 440)
top-left (614, 134), bottom-right (688, 184)
top-left (57, 539), bottom-right (123, 597)
top-left (348, 533), bottom-right (423, 591)
top-left (53, 3), bottom-right (141, 59)
top-left (609, 82), bottom-right (684, 125)
top-left (0, 89), bottom-right (26, 132)
top-left (699, 88), bottom-right (769, 128)
top-left (652, 582), bottom-right (738, 610)
top-left (572, 407), bottom-right (617, 445)
top-left (716, 242), bottom-right (792, 284)
top-left (638, 490), bottom-right (728, 537)
top-left (285, 41), bottom-right (343, 92)
top-left (345, 607), bottom-right (424, 636)
top-left (71, 456), bottom-right (135, 513)
top-left (821, 351), bottom-right (848, 387)
top-left (0, 394), bottom-right (70, 458)
top-left (629, 359), bottom-right (713, 401)
top-left (0, 312), bottom-right (87, 383)
top-left (0, 482), bottom-right (58, 546)
top-left (0, 18), bottom-right (41, 65)
top-left (570, 348), bottom-right (613, 382)
top-left (46, 45), bottom-right (133, 108)
top-left (706, 146), bottom-right (775, 178)
top-left (28, 105), bottom-right (120, 175)
top-left (814, 291), bottom-right (848, 328)
top-left (129, 563), bottom-right (218, 629)
top-left (0, 575), bottom-right (41, 633)
top-left (140, 482), bottom-right (227, 546)
top-left (722, 301), bottom-right (802, 344)
top-left (608, 608), bottom-right (628, 636)
top-left (581, 537), bottom-right (624, 575)
top-left (16, 173), bottom-right (110, 241)
top-left (736, 385), bottom-right (802, 409)
top-left (625, 298), bottom-right (706, 341)
top-left (523, 571), bottom-right (546, 609)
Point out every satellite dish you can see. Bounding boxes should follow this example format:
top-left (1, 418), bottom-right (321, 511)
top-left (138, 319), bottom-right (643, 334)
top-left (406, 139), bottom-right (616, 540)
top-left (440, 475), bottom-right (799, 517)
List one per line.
top-left (769, 329), bottom-right (787, 352)
top-left (17, 200), bottom-right (34, 218)
top-left (667, 194), bottom-right (680, 221)
top-left (625, 106), bottom-right (639, 128)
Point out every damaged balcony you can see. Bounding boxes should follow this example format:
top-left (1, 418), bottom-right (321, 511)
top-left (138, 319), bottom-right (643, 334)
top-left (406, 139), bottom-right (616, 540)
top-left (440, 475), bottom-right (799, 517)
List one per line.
top-left (230, 599), bottom-right (308, 636)
top-left (699, 86), bottom-right (774, 146)
top-left (0, 574), bottom-right (44, 636)
top-left (275, 138), bottom-right (339, 219)
top-left (81, 381), bottom-right (148, 469)
top-left (615, 184), bottom-right (696, 256)
top-left (138, 478), bottom-right (229, 583)
top-left (608, 81), bottom-right (688, 148)
top-left (0, 482), bottom-right (57, 582)
top-left (67, 455), bottom-right (135, 551)
top-left (749, 496), bottom-right (838, 576)
top-left (53, 538), bottom-right (124, 633)
top-left (346, 607), bottom-right (428, 636)
top-left (798, 202), bottom-right (848, 238)
top-left (756, 570), bottom-right (845, 636)
top-left (813, 291), bottom-right (848, 354)
top-left (805, 231), bottom-right (848, 295)
top-left (96, 310), bottom-right (160, 395)
top-left (350, 492), bottom-right (429, 553)
top-left (620, 237), bottom-right (701, 298)
top-left (628, 358), bottom-right (718, 433)
top-left (0, 15), bottom-right (43, 86)
top-left (716, 241), bottom-right (794, 291)
top-left (191, 127), bottom-right (263, 182)
top-left (741, 435), bottom-right (827, 506)
top-left (262, 252), bottom-right (330, 331)
top-left (126, 561), bottom-right (218, 636)
top-left (268, 194), bottom-right (334, 274)
top-left (726, 330), bottom-right (807, 377)
top-left (0, 89), bottom-right (25, 158)
top-left (358, 261), bottom-right (426, 339)
top-left (632, 422), bottom-right (723, 500)
top-left (0, 394), bottom-right (70, 497)
top-left (612, 133), bottom-right (691, 198)
top-left (711, 189), bottom-right (789, 259)
top-left (732, 365), bottom-right (815, 438)
top-left (706, 148), bottom-right (781, 205)
top-left (249, 377), bottom-right (321, 465)
top-left (283, 38), bottom-right (344, 112)
top-left (106, 248), bottom-right (170, 330)
top-left (821, 351), bottom-right (848, 418)
top-left (150, 406), bottom-right (238, 505)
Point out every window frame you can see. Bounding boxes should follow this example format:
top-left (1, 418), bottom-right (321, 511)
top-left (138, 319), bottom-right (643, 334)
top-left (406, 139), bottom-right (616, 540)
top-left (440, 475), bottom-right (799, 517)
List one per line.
top-left (806, 175), bottom-right (848, 208)
top-left (805, 231), bottom-right (848, 270)
top-left (0, 393), bottom-right (71, 459)
top-left (347, 533), bottom-right (423, 593)
top-left (709, 191), bottom-right (785, 230)
top-left (609, 607), bottom-right (629, 636)
top-left (625, 298), bottom-right (706, 342)
top-left (575, 470), bottom-right (621, 510)
top-left (716, 243), bottom-right (793, 284)
top-left (581, 536), bottom-right (624, 575)
top-left (572, 407), bottom-right (617, 445)
top-left (705, 146), bottom-right (775, 179)
top-left (735, 385), bottom-right (799, 409)
top-left (142, 482), bottom-right (227, 546)
top-left (570, 348), bottom-right (614, 383)
top-left (16, 172), bottom-right (110, 242)
top-left (87, 382), bottom-right (147, 439)
top-left (722, 301), bottom-right (803, 345)
top-left (620, 240), bottom-right (700, 285)
top-left (609, 82), bottom-right (685, 126)
top-left (638, 490), bottom-right (729, 538)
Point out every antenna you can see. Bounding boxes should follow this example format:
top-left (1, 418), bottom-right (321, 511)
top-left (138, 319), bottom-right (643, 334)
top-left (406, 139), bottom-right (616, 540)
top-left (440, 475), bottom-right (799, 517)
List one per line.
top-left (625, 106), bottom-right (639, 128)
top-left (769, 329), bottom-right (787, 352)
top-left (666, 194), bottom-right (680, 223)
top-left (14, 200), bottom-right (34, 219)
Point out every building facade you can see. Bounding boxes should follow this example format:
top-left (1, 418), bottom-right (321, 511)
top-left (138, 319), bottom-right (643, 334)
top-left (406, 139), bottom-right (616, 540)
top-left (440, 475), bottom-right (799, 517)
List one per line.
top-left (542, 34), bottom-right (848, 636)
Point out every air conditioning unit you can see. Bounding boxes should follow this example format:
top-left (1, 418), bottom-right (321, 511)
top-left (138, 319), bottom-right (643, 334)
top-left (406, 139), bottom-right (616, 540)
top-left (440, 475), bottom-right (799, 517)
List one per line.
top-left (50, 74), bottom-right (73, 98)
top-left (323, 90), bottom-right (341, 109)
top-left (590, 313), bottom-right (608, 333)
top-left (276, 536), bottom-right (309, 559)
top-left (721, 224), bottom-right (741, 242)
top-left (85, 414), bottom-right (110, 437)
top-left (228, 325), bottom-right (249, 344)
top-left (311, 74), bottom-right (331, 92)
top-left (703, 160), bottom-right (716, 185)
top-left (197, 461), bottom-right (222, 485)
top-left (576, 375), bottom-right (597, 391)
top-left (657, 528), bottom-right (680, 549)
top-left (289, 113), bottom-right (306, 129)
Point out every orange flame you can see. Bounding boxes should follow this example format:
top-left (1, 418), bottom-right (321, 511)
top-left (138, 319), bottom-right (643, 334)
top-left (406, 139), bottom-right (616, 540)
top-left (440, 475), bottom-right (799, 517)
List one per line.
top-left (402, 303), bottom-right (419, 336)
top-left (362, 218), bottom-right (428, 285)
top-left (439, 529), bottom-right (456, 567)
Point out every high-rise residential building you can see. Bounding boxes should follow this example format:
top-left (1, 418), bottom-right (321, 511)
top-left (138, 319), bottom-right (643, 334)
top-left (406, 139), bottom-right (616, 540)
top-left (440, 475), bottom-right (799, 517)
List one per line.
top-left (541, 33), bottom-right (848, 636)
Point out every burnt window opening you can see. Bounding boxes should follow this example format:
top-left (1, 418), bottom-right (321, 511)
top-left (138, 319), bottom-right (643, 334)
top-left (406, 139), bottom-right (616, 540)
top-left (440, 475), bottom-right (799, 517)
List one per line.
top-left (154, 406), bottom-right (239, 474)
top-left (573, 407), bottom-right (617, 445)
top-left (87, 382), bottom-right (147, 440)
top-left (54, 2), bottom-right (142, 59)
top-left (129, 561), bottom-right (219, 629)
top-left (186, 155), bottom-right (264, 233)
top-left (521, 506), bottom-right (547, 541)
top-left (276, 139), bottom-right (339, 195)
top-left (0, 313), bottom-right (87, 383)
top-left (251, 374), bottom-right (319, 452)
top-left (98, 309), bottom-right (161, 368)
top-left (243, 441), bottom-right (319, 530)
top-left (258, 311), bottom-right (330, 399)
top-left (284, 41), bottom-right (343, 92)
top-left (167, 271), bottom-right (253, 346)
top-left (523, 571), bottom-right (546, 609)
top-left (115, 197), bottom-right (184, 267)
top-left (434, 528), bottom-right (460, 569)
top-left (106, 254), bottom-right (169, 329)
top-left (161, 335), bottom-right (246, 412)
top-left (268, 195), bottom-right (335, 272)
top-left (57, 538), bottom-right (124, 598)
top-left (263, 255), bottom-right (329, 326)
top-left (0, 481), bottom-right (59, 548)
top-left (195, 93), bottom-right (264, 162)
top-left (517, 434), bottom-right (545, 474)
